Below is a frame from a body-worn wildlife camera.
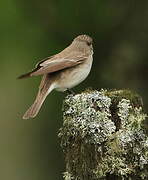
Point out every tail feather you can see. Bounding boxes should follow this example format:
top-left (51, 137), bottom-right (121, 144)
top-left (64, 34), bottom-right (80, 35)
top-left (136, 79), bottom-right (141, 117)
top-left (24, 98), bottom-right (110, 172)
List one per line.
top-left (17, 66), bottom-right (40, 79)
top-left (23, 74), bottom-right (56, 119)
top-left (23, 93), bottom-right (47, 119)
top-left (17, 72), bottom-right (32, 79)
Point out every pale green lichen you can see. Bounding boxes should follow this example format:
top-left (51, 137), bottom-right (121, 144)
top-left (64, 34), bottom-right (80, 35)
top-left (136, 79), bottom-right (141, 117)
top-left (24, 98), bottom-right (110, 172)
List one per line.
top-left (59, 90), bottom-right (115, 145)
top-left (117, 98), bottom-right (147, 130)
top-left (63, 172), bottom-right (74, 180)
top-left (128, 107), bottom-right (147, 130)
top-left (59, 89), bottom-right (148, 180)
top-left (117, 99), bottom-right (132, 128)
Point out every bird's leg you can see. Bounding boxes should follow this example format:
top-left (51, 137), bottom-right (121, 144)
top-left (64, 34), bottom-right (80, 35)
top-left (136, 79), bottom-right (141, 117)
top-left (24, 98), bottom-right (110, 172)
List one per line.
top-left (66, 89), bottom-right (75, 95)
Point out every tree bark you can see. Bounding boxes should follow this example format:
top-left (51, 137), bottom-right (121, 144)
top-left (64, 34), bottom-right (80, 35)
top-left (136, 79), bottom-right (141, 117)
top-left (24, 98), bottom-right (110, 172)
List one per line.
top-left (59, 89), bottom-right (148, 180)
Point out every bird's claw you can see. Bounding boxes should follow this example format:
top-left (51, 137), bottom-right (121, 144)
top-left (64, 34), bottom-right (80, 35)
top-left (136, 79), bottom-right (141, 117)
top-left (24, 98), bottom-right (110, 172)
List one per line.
top-left (66, 89), bottom-right (75, 95)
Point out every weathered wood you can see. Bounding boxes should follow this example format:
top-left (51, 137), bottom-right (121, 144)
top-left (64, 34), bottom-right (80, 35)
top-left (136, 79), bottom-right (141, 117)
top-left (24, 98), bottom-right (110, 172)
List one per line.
top-left (59, 89), bottom-right (148, 180)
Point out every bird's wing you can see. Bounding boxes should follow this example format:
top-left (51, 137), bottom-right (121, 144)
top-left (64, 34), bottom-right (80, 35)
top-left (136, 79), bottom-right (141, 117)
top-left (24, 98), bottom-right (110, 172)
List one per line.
top-left (31, 53), bottom-right (88, 76)
top-left (17, 51), bottom-right (88, 79)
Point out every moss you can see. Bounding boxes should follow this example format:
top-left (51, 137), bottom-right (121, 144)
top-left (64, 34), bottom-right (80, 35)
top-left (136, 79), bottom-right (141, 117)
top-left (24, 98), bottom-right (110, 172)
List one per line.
top-left (105, 89), bottom-right (143, 108)
top-left (59, 89), bottom-right (148, 180)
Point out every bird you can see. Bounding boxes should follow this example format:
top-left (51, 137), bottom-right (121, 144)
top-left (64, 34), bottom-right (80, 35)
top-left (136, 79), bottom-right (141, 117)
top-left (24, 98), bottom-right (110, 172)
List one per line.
top-left (18, 34), bottom-right (93, 119)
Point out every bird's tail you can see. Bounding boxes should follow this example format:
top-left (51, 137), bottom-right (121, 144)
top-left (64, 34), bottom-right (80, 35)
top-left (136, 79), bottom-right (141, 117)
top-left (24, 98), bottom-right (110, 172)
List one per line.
top-left (17, 72), bottom-right (32, 79)
top-left (17, 68), bottom-right (38, 79)
top-left (23, 74), bottom-right (56, 119)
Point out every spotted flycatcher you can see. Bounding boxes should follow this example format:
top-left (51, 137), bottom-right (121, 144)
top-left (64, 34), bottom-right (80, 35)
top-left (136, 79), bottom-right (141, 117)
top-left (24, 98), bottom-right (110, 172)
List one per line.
top-left (18, 34), bottom-right (93, 119)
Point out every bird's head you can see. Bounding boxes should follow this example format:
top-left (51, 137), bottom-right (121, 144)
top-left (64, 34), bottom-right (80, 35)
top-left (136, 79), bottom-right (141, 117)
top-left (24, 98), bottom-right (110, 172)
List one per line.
top-left (72, 34), bottom-right (93, 54)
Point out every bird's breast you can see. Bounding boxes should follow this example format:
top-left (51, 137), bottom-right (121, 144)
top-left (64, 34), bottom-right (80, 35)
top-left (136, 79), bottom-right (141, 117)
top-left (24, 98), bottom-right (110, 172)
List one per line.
top-left (55, 55), bottom-right (93, 92)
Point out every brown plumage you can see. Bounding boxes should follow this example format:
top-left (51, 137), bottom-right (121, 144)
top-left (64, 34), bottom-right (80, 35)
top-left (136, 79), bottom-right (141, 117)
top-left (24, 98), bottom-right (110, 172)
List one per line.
top-left (18, 35), bottom-right (93, 119)
top-left (22, 74), bottom-right (52, 119)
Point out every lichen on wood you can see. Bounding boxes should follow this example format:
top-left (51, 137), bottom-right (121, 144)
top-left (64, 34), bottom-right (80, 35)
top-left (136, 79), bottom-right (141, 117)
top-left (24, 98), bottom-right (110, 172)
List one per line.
top-left (58, 89), bottom-right (148, 180)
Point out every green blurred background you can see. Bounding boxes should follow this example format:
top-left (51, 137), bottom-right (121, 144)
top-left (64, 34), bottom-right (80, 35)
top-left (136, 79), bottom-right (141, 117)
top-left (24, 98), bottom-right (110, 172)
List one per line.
top-left (0, 0), bottom-right (148, 180)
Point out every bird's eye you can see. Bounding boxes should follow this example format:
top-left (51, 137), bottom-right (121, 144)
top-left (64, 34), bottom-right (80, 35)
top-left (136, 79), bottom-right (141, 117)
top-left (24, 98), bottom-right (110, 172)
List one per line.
top-left (87, 42), bottom-right (91, 46)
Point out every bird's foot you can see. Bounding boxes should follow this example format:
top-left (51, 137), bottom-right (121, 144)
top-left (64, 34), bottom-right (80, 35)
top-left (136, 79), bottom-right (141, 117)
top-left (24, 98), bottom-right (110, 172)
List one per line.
top-left (66, 89), bottom-right (75, 95)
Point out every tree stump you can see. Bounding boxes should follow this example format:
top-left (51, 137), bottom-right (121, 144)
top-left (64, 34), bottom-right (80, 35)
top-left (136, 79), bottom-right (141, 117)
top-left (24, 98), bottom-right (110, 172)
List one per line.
top-left (59, 89), bottom-right (148, 180)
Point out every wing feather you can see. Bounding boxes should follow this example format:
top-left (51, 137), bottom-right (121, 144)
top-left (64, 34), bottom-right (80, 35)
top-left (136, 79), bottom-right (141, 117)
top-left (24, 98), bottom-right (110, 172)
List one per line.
top-left (31, 54), bottom-right (87, 76)
top-left (18, 50), bottom-right (88, 79)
